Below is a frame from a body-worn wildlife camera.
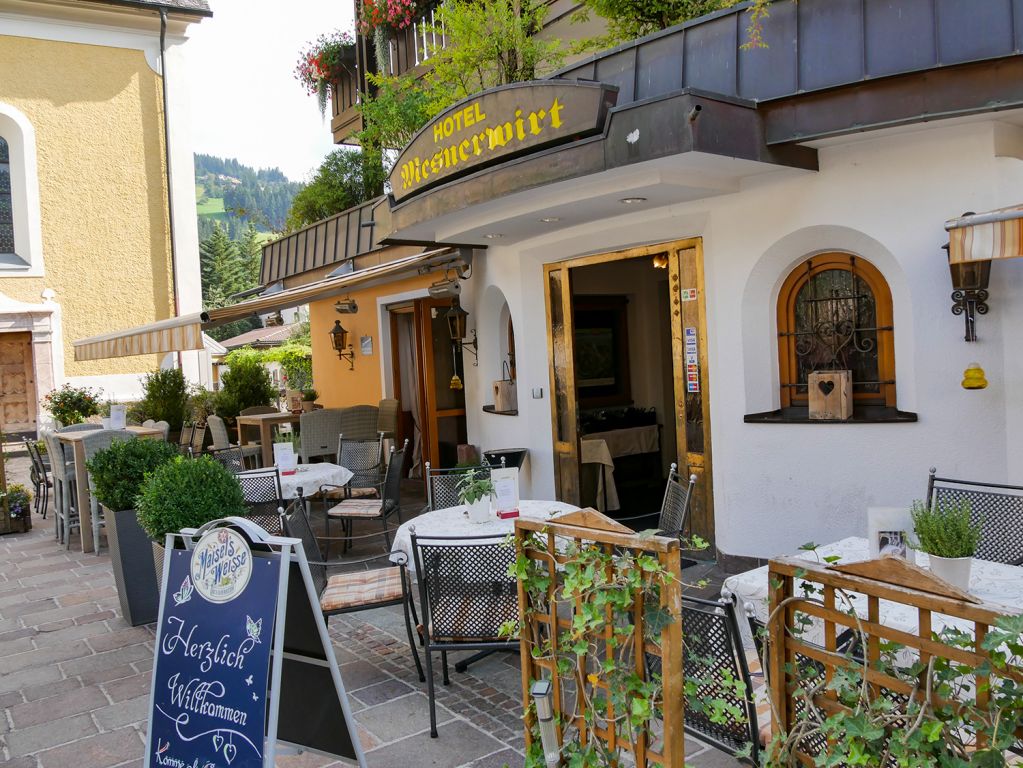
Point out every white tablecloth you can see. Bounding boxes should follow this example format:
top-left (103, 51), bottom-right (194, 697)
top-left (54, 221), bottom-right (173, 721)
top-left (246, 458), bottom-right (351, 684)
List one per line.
top-left (390, 499), bottom-right (580, 575)
top-left (239, 463), bottom-right (353, 500)
top-left (580, 438), bottom-right (621, 512)
top-left (582, 425), bottom-right (659, 458)
top-left (722, 536), bottom-right (1023, 650)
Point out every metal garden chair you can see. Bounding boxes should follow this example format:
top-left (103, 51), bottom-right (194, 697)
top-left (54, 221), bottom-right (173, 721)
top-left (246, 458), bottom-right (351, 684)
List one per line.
top-left (82, 429), bottom-right (133, 553)
top-left (617, 464), bottom-right (697, 537)
top-left (927, 467), bottom-right (1023, 565)
top-left (23, 437), bottom-right (51, 519)
top-left (649, 596), bottom-right (763, 764)
top-left (424, 460), bottom-right (494, 512)
top-left (210, 446), bottom-right (246, 474)
top-left (410, 530), bottom-right (520, 738)
top-left (281, 497), bottom-right (423, 682)
top-left (336, 432), bottom-right (384, 498)
top-left (323, 441), bottom-right (407, 554)
top-left (298, 408), bottom-right (342, 463)
top-left (235, 468), bottom-right (285, 535)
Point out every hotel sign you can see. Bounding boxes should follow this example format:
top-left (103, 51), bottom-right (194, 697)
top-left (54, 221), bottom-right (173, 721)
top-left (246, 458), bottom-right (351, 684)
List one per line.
top-left (390, 80), bottom-right (618, 203)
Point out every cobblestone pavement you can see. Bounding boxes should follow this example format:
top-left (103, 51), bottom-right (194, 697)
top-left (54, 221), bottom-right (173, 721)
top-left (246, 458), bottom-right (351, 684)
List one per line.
top-left (0, 450), bottom-right (741, 768)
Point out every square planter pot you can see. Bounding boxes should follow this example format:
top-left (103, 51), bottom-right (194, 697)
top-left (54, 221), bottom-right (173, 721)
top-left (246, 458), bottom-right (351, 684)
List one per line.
top-left (105, 506), bottom-right (159, 626)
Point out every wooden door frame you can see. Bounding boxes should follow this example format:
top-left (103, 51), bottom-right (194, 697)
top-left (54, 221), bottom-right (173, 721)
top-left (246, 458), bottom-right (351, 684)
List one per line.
top-left (543, 237), bottom-right (715, 544)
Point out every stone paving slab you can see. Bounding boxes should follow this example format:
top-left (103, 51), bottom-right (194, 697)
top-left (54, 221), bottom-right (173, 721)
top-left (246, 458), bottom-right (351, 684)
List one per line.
top-left (0, 453), bottom-right (742, 768)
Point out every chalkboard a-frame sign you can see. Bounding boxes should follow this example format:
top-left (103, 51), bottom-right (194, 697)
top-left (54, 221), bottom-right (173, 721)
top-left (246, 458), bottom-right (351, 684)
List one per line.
top-left (144, 517), bottom-right (366, 768)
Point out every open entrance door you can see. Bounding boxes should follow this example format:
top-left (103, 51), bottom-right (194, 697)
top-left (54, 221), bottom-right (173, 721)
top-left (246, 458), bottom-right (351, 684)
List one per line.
top-left (544, 239), bottom-right (715, 550)
top-left (389, 298), bottom-right (468, 473)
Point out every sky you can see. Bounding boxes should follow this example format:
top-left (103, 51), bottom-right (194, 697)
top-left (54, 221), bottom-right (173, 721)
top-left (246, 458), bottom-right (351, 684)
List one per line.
top-left (184, 0), bottom-right (352, 182)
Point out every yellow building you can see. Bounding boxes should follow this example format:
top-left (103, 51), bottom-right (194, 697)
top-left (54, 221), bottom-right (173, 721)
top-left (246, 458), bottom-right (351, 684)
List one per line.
top-left (0, 0), bottom-right (209, 432)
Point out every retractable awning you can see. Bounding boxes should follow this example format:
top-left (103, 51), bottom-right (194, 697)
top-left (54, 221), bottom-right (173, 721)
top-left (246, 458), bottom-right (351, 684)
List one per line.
top-left (945, 205), bottom-right (1023, 264)
top-left (73, 247), bottom-right (457, 361)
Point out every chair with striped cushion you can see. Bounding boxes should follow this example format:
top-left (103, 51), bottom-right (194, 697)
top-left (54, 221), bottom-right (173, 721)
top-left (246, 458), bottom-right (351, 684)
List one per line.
top-left (323, 441), bottom-right (407, 554)
top-left (337, 433), bottom-right (384, 498)
top-left (281, 497), bottom-right (423, 682)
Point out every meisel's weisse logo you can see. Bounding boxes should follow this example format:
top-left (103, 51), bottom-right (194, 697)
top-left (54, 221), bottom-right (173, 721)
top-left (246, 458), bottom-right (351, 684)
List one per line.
top-left (191, 529), bottom-right (252, 604)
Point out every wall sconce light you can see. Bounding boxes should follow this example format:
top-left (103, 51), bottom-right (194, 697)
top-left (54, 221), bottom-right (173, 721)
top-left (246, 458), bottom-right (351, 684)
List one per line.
top-left (946, 247), bottom-right (991, 342)
top-left (329, 320), bottom-right (355, 370)
top-left (530, 680), bottom-right (560, 768)
top-left (446, 298), bottom-right (478, 366)
top-left (334, 298), bottom-right (358, 314)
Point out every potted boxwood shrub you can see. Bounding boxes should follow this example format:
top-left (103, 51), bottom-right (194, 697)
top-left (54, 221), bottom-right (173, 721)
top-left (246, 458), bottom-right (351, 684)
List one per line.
top-left (911, 499), bottom-right (982, 590)
top-left (136, 455), bottom-right (247, 587)
top-left (88, 439), bottom-right (179, 625)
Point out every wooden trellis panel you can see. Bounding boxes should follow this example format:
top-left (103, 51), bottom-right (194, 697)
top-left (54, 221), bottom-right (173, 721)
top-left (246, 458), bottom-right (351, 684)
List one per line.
top-left (515, 512), bottom-right (685, 767)
top-left (767, 556), bottom-right (1023, 764)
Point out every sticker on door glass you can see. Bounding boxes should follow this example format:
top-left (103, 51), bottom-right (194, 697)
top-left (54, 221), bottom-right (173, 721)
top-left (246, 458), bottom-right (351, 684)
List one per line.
top-left (680, 288), bottom-right (698, 302)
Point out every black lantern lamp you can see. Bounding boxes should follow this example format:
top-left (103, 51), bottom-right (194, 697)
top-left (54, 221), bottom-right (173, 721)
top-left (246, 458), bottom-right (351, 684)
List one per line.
top-left (329, 320), bottom-right (355, 369)
top-left (445, 298), bottom-right (478, 365)
top-left (945, 245), bottom-right (991, 342)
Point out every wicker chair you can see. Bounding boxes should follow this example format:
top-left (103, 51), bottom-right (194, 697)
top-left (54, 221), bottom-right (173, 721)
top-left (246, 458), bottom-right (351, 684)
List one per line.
top-left (281, 498), bottom-right (423, 681)
top-left (377, 398), bottom-right (399, 439)
top-left (927, 468), bottom-right (1023, 565)
top-left (324, 441), bottom-right (407, 554)
top-left (190, 423), bottom-right (208, 457)
top-left (339, 404), bottom-right (379, 441)
top-left (298, 408), bottom-right (342, 463)
top-left (178, 423), bottom-right (195, 455)
top-left (42, 430), bottom-right (78, 547)
top-left (207, 415), bottom-right (261, 468)
top-left (23, 437), bottom-right (51, 519)
top-left (152, 420), bottom-right (170, 441)
top-left (424, 461), bottom-right (492, 512)
top-left (410, 530), bottom-right (520, 737)
top-left (649, 596), bottom-right (763, 764)
top-left (236, 468), bottom-right (285, 535)
top-left (57, 423), bottom-right (100, 433)
top-left (82, 429), bottom-right (133, 553)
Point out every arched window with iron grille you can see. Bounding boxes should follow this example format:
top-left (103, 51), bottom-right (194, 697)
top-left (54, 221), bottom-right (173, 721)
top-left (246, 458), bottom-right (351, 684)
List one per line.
top-left (0, 136), bottom-right (14, 256)
top-left (777, 253), bottom-right (896, 409)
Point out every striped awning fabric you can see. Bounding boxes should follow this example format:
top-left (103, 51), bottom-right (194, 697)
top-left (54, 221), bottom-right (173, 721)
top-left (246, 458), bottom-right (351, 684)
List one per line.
top-left (73, 247), bottom-right (457, 361)
top-left (945, 205), bottom-right (1023, 264)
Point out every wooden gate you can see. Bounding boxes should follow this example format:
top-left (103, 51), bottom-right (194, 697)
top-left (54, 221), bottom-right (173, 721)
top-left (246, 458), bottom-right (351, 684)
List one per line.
top-left (0, 332), bottom-right (36, 432)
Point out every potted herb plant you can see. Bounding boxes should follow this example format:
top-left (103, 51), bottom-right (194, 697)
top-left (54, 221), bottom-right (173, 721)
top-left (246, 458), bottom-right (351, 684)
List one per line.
top-left (88, 439), bottom-right (180, 625)
top-left (457, 473), bottom-right (495, 524)
top-left (136, 455), bottom-right (247, 587)
top-left (301, 388), bottom-right (318, 412)
top-left (911, 499), bottom-right (982, 590)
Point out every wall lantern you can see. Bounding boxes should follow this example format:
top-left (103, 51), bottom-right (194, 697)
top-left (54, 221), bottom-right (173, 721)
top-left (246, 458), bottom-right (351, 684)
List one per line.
top-left (445, 298), bottom-right (478, 366)
top-left (329, 320), bottom-right (355, 370)
top-left (945, 245), bottom-right (991, 343)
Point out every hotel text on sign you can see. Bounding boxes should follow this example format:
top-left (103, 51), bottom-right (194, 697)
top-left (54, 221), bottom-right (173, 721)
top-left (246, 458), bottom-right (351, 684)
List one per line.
top-left (389, 80), bottom-right (618, 203)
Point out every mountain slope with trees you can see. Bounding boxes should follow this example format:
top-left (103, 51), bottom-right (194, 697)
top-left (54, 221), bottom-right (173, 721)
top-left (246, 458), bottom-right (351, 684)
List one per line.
top-left (194, 154), bottom-right (302, 239)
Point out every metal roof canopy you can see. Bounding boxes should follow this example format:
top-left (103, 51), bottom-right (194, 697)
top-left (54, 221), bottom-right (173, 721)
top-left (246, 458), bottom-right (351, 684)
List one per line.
top-left (73, 247), bottom-right (461, 361)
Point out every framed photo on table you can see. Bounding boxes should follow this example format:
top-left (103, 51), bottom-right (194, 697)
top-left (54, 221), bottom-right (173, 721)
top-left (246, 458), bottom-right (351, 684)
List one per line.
top-left (867, 506), bottom-right (915, 560)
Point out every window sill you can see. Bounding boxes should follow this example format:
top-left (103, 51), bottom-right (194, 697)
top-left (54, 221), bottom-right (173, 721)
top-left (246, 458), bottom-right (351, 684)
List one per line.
top-left (743, 406), bottom-right (918, 424)
top-left (482, 404), bottom-right (518, 417)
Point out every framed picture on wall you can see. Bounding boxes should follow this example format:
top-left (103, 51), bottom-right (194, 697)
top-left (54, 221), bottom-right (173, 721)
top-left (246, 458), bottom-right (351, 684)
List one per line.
top-left (574, 295), bottom-right (631, 408)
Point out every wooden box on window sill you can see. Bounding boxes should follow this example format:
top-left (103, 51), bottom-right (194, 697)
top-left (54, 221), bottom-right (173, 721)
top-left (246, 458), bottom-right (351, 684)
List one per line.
top-left (808, 370), bottom-right (852, 421)
top-left (493, 379), bottom-right (518, 413)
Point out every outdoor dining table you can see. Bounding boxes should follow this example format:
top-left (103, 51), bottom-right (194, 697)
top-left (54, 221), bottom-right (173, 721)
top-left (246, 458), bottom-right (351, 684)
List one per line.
top-left (237, 462), bottom-right (353, 500)
top-left (722, 535), bottom-right (1023, 652)
top-left (235, 411), bottom-right (301, 468)
top-left (389, 499), bottom-right (581, 578)
top-left (57, 424), bottom-right (165, 553)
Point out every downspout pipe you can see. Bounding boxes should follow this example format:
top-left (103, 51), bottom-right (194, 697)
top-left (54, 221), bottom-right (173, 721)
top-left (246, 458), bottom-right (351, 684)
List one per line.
top-left (159, 8), bottom-right (183, 370)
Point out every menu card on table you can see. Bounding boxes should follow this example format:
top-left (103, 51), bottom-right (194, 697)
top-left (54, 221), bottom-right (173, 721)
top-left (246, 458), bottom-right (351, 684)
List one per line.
top-left (109, 404), bottom-right (127, 430)
top-left (492, 467), bottom-right (520, 519)
top-left (273, 442), bottom-right (297, 475)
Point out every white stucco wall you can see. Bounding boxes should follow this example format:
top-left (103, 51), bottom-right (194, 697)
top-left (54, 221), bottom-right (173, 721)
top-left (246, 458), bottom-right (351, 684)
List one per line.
top-left (462, 119), bottom-right (1023, 559)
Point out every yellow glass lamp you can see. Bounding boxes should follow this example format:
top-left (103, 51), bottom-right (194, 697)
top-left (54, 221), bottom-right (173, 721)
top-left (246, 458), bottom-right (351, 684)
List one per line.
top-left (961, 363), bottom-right (988, 390)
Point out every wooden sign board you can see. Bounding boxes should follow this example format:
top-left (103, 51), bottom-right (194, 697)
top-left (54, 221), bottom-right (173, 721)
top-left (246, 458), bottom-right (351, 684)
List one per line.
top-left (390, 80), bottom-right (618, 202)
top-left (829, 556), bottom-right (979, 603)
top-left (145, 518), bottom-right (366, 768)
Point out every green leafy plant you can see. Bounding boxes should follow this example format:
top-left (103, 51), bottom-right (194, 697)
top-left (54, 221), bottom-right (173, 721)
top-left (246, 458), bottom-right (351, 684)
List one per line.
top-left (216, 348), bottom-right (278, 420)
top-left (301, 388), bottom-right (318, 402)
top-left (1, 484), bottom-right (32, 519)
top-left (294, 29), bottom-right (357, 117)
top-left (263, 341), bottom-right (313, 391)
top-left (42, 383), bottom-right (102, 426)
top-left (188, 386), bottom-right (219, 426)
top-left (911, 499), bottom-right (981, 558)
top-left (456, 473), bottom-right (495, 504)
top-left (139, 368), bottom-right (190, 431)
top-left (86, 438), bottom-right (180, 512)
top-left (286, 148), bottom-right (386, 231)
top-left (135, 456), bottom-right (246, 541)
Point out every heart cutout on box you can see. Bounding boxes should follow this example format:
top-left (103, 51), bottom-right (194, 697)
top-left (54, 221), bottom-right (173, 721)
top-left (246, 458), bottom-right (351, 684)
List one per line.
top-left (818, 380), bottom-right (835, 396)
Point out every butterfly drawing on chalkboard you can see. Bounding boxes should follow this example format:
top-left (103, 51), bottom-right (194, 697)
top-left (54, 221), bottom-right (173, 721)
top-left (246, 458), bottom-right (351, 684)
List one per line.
top-left (245, 616), bottom-right (262, 643)
top-left (172, 577), bottom-right (193, 606)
